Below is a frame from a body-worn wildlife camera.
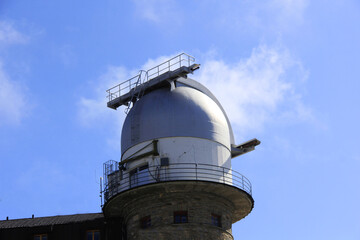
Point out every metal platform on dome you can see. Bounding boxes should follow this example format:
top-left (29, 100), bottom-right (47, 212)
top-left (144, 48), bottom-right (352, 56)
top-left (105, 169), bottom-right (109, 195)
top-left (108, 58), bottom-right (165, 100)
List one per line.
top-left (106, 53), bottom-right (200, 111)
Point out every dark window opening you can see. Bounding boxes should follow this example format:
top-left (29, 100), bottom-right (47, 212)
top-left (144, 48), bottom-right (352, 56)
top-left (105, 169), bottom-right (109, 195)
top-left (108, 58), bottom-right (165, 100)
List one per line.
top-left (87, 230), bottom-right (100, 240)
top-left (160, 157), bottom-right (169, 166)
top-left (130, 164), bottom-right (150, 187)
top-left (211, 214), bottom-right (221, 227)
top-left (139, 164), bottom-right (149, 171)
top-left (140, 215), bottom-right (151, 229)
top-left (34, 234), bottom-right (47, 240)
top-left (174, 211), bottom-right (188, 224)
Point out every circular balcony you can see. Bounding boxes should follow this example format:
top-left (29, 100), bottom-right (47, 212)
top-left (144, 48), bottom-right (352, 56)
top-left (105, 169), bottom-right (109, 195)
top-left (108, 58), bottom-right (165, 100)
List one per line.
top-left (102, 162), bottom-right (252, 204)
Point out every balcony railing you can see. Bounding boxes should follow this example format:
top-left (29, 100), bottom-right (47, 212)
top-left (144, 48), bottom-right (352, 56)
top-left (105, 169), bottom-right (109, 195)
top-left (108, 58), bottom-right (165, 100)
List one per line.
top-left (102, 162), bottom-right (252, 204)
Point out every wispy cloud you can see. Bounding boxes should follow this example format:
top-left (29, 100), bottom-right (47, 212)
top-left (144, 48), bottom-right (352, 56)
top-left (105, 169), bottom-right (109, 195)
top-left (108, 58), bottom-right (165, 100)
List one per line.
top-left (270, 0), bottom-right (309, 29)
top-left (78, 66), bottom-right (129, 126)
top-left (203, 0), bottom-right (308, 35)
top-left (77, 53), bottom-right (185, 149)
top-left (77, 53), bottom-right (182, 129)
top-left (0, 61), bottom-right (29, 126)
top-left (77, 66), bottom-right (132, 150)
top-left (196, 45), bottom-right (312, 138)
top-left (272, 0), bottom-right (309, 22)
top-left (132, 0), bottom-right (182, 25)
top-left (78, 47), bottom-right (311, 144)
top-left (57, 44), bottom-right (77, 67)
top-left (0, 21), bottom-right (29, 126)
top-left (141, 52), bottom-right (183, 71)
top-left (0, 21), bottom-right (28, 45)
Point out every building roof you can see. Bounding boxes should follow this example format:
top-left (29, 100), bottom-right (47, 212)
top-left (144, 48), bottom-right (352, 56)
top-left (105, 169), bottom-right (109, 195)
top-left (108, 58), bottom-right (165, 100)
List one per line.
top-left (0, 213), bottom-right (104, 229)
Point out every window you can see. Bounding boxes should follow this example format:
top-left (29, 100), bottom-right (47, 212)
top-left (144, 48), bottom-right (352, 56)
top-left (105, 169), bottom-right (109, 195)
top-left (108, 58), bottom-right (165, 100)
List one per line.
top-left (129, 169), bottom-right (138, 187)
top-left (140, 215), bottom-right (151, 229)
top-left (174, 211), bottom-right (188, 223)
top-left (130, 164), bottom-right (150, 187)
top-left (211, 214), bottom-right (221, 227)
top-left (34, 234), bottom-right (47, 240)
top-left (87, 230), bottom-right (100, 240)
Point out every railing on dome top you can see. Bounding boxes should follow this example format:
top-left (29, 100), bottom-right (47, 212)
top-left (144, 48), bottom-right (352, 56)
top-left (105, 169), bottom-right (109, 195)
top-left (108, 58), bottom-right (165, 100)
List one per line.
top-left (101, 161), bottom-right (252, 205)
top-left (106, 53), bottom-right (195, 102)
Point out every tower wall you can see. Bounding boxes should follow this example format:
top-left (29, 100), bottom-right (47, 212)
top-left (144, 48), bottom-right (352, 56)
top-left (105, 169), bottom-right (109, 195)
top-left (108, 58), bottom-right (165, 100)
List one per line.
top-left (103, 181), bottom-right (253, 240)
top-left (126, 190), bottom-right (234, 240)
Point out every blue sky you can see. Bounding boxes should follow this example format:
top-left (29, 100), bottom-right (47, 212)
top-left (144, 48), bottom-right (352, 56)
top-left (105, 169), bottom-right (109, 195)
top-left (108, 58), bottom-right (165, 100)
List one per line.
top-left (0, 0), bottom-right (360, 239)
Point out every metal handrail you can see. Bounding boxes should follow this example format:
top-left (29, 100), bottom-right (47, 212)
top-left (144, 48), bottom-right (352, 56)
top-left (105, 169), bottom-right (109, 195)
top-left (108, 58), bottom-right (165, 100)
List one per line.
top-left (102, 162), bottom-right (252, 204)
top-left (106, 74), bottom-right (141, 101)
top-left (106, 53), bottom-right (195, 102)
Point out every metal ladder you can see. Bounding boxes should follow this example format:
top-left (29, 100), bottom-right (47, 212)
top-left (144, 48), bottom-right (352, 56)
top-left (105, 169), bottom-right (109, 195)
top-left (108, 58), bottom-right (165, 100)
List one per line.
top-left (124, 70), bottom-right (148, 114)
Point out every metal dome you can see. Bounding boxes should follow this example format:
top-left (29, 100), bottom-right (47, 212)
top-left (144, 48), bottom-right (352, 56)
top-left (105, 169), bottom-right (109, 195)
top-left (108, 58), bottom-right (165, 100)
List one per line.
top-left (121, 83), bottom-right (233, 155)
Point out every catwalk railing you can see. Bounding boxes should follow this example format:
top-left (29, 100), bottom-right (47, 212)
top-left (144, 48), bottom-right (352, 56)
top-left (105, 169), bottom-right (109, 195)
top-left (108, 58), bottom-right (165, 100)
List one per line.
top-left (106, 53), bottom-right (195, 102)
top-left (102, 162), bottom-right (252, 204)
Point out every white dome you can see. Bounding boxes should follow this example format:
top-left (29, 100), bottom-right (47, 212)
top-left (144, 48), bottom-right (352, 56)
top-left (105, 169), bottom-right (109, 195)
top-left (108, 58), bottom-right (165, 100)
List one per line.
top-left (121, 84), bottom-right (233, 155)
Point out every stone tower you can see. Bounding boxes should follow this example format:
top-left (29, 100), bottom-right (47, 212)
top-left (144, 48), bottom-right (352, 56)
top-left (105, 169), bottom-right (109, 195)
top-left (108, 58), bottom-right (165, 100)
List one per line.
top-left (102, 54), bottom-right (260, 240)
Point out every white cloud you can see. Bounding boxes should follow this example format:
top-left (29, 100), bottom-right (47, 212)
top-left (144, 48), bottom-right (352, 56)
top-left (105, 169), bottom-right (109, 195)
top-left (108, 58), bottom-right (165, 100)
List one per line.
top-left (273, 0), bottom-right (308, 20)
top-left (77, 53), bottom-right (184, 149)
top-left (132, 0), bottom-right (182, 25)
top-left (196, 45), bottom-right (312, 137)
top-left (0, 61), bottom-right (28, 126)
top-left (207, 0), bottom-right (308, 35)
top-left (140, 52), bottom-right (184, 73)
top-left (78, 47), bottom-right (311, 144)
top-left (78, 66), bottom-right (129, 127)
top-left (58, 44), bottom-right (77, 67)
top-left (0, 21), bottom-right (27, 45)
top-left (0, 21), bottom-right (29, 126)
top-left (77, 53), bottom-right (184, 127)
top-left (77, 66), bottom-right (132, 150)
top-left (270, 0), bottom-right (309, 28)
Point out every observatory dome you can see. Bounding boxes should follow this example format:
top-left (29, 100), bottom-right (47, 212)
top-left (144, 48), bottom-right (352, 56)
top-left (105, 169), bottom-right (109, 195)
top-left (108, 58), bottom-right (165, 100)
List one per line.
top-left (121, 84), bottom-right (233, 155)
